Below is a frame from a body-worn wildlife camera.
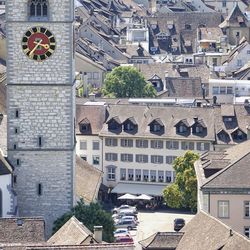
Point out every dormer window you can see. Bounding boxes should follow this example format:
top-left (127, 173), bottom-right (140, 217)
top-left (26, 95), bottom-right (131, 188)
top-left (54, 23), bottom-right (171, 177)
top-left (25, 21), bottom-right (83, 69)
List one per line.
top-left (231, 127), bottom-right (247, 141)
top-left (107, 116), bottom-right (121, 131)
top-left (123, 117), bottom-right (137, 132)
top-left (179, 125), bottom-right (187, 133)
top-left (29, 0), bottom-right (49, 21)
top-left (149, 118), bottom-right (164, 133)
top-left (195, 125), bottom-right (203, 133)
top-left (192, 119), bottom-right (206, 135)
top-left (79, 118), bottom-right (90, 133)
top-left (175, 119), bottom-right (190, 135)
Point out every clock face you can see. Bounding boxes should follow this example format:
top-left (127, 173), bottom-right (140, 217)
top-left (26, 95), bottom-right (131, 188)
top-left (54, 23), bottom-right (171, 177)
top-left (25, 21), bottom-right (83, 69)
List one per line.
top-left (22, 27), bottom-right (56, 61)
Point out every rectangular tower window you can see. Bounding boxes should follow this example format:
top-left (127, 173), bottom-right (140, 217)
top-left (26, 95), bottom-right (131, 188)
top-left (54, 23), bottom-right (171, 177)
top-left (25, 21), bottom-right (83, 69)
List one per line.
top-left (38, 136), bottom-right (42, 147)
top-left (38, 183), bottom-right (43, 196)
top-left (13, 144), bottom-right (17, 150)
top-left (14, 127), bottom-right (19, 134)
top-left (13, 175), bottom-right (17, 184)
top-left (16, 159), bottom-right (20, 166)
top-left (15, 109), bottom-right (19, 118)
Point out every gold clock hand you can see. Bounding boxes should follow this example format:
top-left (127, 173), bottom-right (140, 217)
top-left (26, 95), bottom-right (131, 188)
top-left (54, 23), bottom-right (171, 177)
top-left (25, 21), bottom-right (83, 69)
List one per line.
top-left (34, 41), bottom-right (49, 49)
top-left (29, 39), bottom-right (42, 57)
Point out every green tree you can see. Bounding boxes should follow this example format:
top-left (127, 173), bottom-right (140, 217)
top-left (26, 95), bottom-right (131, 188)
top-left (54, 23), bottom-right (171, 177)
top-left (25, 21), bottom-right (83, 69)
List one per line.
top-left (163, 151), bottom-right (199, 212)
top-left (53, 200), bottom-right (115, 242)
top-left (102, 66), bottom-right (157, 98)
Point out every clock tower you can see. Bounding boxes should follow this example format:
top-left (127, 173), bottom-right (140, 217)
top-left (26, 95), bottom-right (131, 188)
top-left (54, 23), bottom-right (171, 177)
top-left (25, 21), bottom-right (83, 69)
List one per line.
top-left (6, 0), bottom-right (75, 235)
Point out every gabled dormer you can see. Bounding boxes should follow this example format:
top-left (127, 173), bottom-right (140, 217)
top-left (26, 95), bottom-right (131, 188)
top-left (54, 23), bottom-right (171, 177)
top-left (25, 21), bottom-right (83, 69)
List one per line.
top-left (231, 127), bottom-right (247, 142)
top-left (79, 118), bottom-right (91, 134)
top-left (175, 119), bottom-right (190, 135)
top-left (192, 118), bottom-right (207, 136)
top-left (107, 116), bottom-right (121, 132)
top-left (123, 117), bottom-right (137, 133)
top-left (149, 118), bottom-right (164, 134)
top-left (217, 129), bottom-right (230, 143)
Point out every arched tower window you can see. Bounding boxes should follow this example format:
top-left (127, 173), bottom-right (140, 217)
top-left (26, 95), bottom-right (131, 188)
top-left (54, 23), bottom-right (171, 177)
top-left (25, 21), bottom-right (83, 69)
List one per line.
top-left (29, 0), bottom-right (49, 20)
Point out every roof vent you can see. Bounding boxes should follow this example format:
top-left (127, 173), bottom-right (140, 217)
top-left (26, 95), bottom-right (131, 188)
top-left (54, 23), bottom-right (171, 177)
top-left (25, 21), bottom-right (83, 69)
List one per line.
top-left (16, 218), bottom-right (24, 226)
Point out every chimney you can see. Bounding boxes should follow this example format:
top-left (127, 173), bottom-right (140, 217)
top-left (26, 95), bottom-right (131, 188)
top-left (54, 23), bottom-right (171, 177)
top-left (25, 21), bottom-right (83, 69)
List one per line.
top-left (94, 226), bottom-right (103, 243)
top-left (194, 117), bottom-right (198, 122)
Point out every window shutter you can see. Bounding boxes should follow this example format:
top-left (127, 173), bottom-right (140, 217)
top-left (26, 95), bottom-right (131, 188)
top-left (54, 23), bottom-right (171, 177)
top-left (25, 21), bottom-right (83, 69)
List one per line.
top-left (121, 154), bottom-right (125, 161)
top-left (105, 153), bottom-right (108, 161)
top-left (136, 140), bottom-right (140, 147)
top-left (181, 142), bottom-right (186, 150)
top-left (150, 140), bottom-right (154, 148)
top-left (151, 156), bottom-right (154, 163)
top-left (197, 142), bottom-right (201, 151)
top-left (113, 153), bottom-right (117, 161)
top-left (143, 140), bottom-right (148, 148)
top-left (159, 156), bottom-right (163, 163)
top-left (166, 141), bottom-right (171, 149)
top-left (135, 155), bottom-right (139, 162)
top-left (144, 155), bottom-right (148, 163)
top-left (121, 139), bottom-right (124, 147)
top-left (159, 141), bottom-right (163, 148)
top-left (105, 138), bottom-right (110, 146)
top-left (129, 140), bottom-right (133, 147)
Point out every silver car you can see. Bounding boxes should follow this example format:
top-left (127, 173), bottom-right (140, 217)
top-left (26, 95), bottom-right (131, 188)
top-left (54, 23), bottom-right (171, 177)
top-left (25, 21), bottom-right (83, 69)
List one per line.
top-left (115, 219), bottom-right (137, 230)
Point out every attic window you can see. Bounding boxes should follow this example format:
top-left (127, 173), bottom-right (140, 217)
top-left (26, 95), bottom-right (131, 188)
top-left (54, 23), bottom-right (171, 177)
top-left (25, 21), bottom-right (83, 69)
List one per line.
top-left (179, 125), bottom-right (187, 133)
top-left (80, 124), bottom-right (89, 132)
top-left (152, 124), bottom-right (161, 132)
top-left (124, 123), bottom-right (134, 131)
top-left (223, 117), bottom-right (233, 122)
top-left (195, 125), bottom-right (203, 133)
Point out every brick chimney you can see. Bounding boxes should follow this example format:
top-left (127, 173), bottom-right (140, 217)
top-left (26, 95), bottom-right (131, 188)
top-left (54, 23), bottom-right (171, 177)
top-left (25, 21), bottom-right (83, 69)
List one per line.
top-left (94, 226), bottom-right (103, 243)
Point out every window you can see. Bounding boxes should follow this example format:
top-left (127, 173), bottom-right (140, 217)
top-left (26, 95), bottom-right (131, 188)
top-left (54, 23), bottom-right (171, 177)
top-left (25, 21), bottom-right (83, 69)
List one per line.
top-left (158, 171), bottom-right (164, 182)
top-left (166, 156), bottom-right (177, 164)
top-left (80, 124), bottom-right (89, 133)
top-left (121, 154), bottom-right (133, 162)
top-left (195, 125), bottom-right (203, 134)
top-left (15, 109), bottom-right (19, 118)
top-left (13, 144), bottom-right (17, 150)
top-left (92, 156), bottom-right (100, 165)
top-left (80, 155), bottom-right (87, 161)
top-left (166, 171), bottom-right (172, 183)
top-left (93, 72), bottom-right (99, 79)
top-left (185, 24), bottom-right (191, 30)
top-left (218, 200), bottom-right (229, 218)
top-left (181, 141), bottom-right (194, 150)
top-left (136, 154), bottom-right (148, 163)
top-left (237, 59), bottom-right (242, 67)
top-left (227, 87), bottom-right (233, 94)
top-left (212, 86), bottom-right (219, 95)
top-left (244, 201), bottom-right (250, 218)
top-left (38, 183), bottom-right (42, 196)
top-left (29, 0), bottom-right (48, 20)
top-left (124, 122), bottom-right (134, 131)
top-left (197, 142), bottom-right (210, 151)
top-left (14, 127), bottom-right (19, 134)
top-left (220, 87), bottom-right (226, 94)
top-left (92, 141), bottom-right (100, 150)
top-left (143, 170), bottom-right (149, 181)
top-left (150, 170), bottom-right (156, 182)
top-left (128, 169), bottom-right (134, 181)
top-left (166, 141), bottom-right (179, 150)
top-left (151, 140), bottom-right (163, 149)
top-left (121, 139), bottom-right (133, 147)
top-left (16, 159), bottom-right (20, 166)
top-left (222, 0), bottom-right (226, 7)
top-left (107, 166), bottom-right (116, 181)
top-left (151, 123), bottom-right (161, 132)
top-left (120, 168), bottom-right (126, 180)
top-left (38, 136), bottom-right (42, 147)
top-left (151, 155), bottom-right (163, 164)
top-left (179, 125), bottom-right (187, 133)
top-left (80, 140), bottom-right (87, 150)
top-left (135, 169), bottom-right (141, 181)
top-left (105, 138), bottom-right (117, 147)
top-left (105, 153), bottom-right (117, 161)
top-left (136, 139), bottom-right (148, 148)
top-left (245, 227), bottom-right (250, 238)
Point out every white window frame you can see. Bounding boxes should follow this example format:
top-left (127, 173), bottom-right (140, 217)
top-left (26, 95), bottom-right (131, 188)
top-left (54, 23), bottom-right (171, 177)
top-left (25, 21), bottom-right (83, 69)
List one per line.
top-left (80, 140), bottom-right (87, 150)
top-left (218, 200), bottom-right (229, 218)
top-left (244, 201), bottom-right (250, 218)
top-left (92, 155), bottom-right (100, 165)
top-left (107, 167), bottom-right (116, 181)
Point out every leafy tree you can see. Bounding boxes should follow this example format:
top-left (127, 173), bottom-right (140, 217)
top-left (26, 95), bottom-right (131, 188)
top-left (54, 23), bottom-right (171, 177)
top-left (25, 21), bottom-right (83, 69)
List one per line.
top-left (163, 151), bottom-right (199, 212)
top-left (53, 200), bottom-right (115, 242)
top-left (102, 66), bottom-right (157, 98)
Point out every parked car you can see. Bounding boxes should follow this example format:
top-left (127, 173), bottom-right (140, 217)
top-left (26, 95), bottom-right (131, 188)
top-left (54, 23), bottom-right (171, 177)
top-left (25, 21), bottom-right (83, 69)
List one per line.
top-left (115, 219), bottom-right (137, 230)
top-left (113, 228), bottom-right (130, 238)
top-left (174, 218), bottom-right (185, 231)
top-left (112, 205), bottom-right (137, 214)
top-left (115, 235), bottom-right (134, 243)
top-left (120, 216), bottom-right (138, 225)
